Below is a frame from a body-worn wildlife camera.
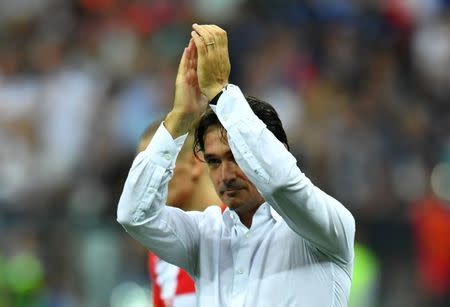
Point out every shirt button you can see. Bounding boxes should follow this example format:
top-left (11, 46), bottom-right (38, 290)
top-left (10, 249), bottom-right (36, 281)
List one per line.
top-left (245, 232), bottom-right (251, 238)
top-left (237, 268), bottom-right (244, 274)
top-left (223, 115), bottom-right (229, 122)
top-left (163, 153), bottom-right (171, 160)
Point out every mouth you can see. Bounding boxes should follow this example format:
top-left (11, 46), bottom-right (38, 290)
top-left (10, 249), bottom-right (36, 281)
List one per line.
top-left (221, 188), bottom-right (242, 196)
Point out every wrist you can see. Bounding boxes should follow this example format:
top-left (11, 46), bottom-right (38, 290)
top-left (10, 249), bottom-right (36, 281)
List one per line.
top-left (206, 83), bottom-right (227, 101)
top-left (164, 110), bottom-right (197, 139)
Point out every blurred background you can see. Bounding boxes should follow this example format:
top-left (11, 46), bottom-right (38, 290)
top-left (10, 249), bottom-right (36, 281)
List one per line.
top-left (0, 0), bottom-right (449, 306)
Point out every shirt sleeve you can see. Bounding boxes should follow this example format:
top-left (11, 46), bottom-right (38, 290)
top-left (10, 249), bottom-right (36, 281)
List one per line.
top-left (211, 84), bottom-right (355, 264)
top-left (116, 122), bottom-right (202, 275)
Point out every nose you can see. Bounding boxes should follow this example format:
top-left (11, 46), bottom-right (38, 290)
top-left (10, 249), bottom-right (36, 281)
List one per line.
top-left (221, 160), bottom-right (237, 183)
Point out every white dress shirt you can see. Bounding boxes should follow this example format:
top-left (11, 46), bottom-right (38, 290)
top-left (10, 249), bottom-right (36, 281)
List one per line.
top-left (117, 84), bottom-right (355, 307)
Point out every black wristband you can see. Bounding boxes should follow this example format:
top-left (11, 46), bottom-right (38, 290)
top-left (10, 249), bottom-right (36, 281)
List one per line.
top-left (209, 91), bottom-right (222, 105)
top-left (209, 85), bottom-right (228, 105)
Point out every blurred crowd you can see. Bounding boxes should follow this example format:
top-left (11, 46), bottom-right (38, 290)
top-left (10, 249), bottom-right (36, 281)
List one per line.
top-left (0, 0), bottom-right (449, 306)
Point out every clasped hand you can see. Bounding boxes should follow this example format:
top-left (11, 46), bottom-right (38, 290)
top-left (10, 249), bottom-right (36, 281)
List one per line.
top-left (165, 24), bottom-right (230, 138)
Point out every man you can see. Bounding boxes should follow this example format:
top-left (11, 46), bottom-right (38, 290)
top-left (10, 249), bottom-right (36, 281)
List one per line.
top-left (118, 24), bottom-right (355, 306)
top-left (138, 123), bottom-right (222, 307)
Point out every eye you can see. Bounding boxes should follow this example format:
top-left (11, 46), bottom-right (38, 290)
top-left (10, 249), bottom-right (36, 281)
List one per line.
top-left (206, 158), bottom-right (221, 169)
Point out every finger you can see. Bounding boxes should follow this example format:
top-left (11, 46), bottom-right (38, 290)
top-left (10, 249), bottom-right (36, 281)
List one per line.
top-left (209, 25), bottom-right (227, 46)
top-left (188, 39), bottom-right (198, 70)
top-left (178, 47), bottom-right (188, 74)
top-left (186, 66), bottom-right (194, 84)
top-left (187, 43), bottom-right (195, 65)
top-left (191, 38), bottom-right (198, 61)
top-left (209, 24), bottom-right (225, 33)
top-left (204, 25), bottom-right (218, 38)
top-left (185, 39), bottom-right (193, 60)
top-left (192, 51), bottom-right (197, 70)
top-left (193, 24), bottom-right (214, 44)
top-left (189, 57), bottom-right (196, 74)
top-left (196, 25), bottom-right (219, 53)
top-left (200, 24), bottom-right (215, 38)
top-left (189, 39), bottom-right (198, 61)
top-left (187, 38), bottom-right (194, 54)
top-left (203, 25), bottom-right (220, 47)
top-left (191, 30), bottom-right (207, 56)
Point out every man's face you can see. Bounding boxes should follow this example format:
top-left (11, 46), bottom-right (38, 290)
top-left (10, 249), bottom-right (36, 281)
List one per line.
top-left (203, 126), bottom-right (264, 213)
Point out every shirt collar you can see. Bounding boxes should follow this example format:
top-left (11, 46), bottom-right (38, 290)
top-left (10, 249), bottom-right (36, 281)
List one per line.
top-left (222, 202), bottom-right (282, 229)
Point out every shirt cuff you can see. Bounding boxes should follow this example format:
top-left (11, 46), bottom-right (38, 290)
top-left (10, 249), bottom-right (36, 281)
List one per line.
top-left (143, 122), bottom-right (188, 169)
top-left (210, 84), bottom-right (265, 131)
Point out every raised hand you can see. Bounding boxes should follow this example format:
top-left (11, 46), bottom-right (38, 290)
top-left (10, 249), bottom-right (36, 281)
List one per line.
top-left (173, 39), bottom-right (207, 116)
top-left (165, 39), bottom-right (208, 138)
top-left (191, 24), bottom-right (231, 101)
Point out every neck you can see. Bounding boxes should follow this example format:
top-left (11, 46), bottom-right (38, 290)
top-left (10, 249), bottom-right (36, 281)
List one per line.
top-left (237, 206), bottom-right (260, 228)
top-left (183, 174), bottom-right (221, 211)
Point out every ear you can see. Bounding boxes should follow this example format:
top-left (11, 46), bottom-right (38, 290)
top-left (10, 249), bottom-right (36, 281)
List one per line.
top-left (189, 154), bottom-right (204, 181)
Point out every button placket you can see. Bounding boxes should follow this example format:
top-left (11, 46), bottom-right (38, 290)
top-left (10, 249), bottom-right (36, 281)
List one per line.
top-left (231, 226), bottom-right (252, 301)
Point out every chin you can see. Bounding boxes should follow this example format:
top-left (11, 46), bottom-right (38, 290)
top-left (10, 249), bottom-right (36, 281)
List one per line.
top-left (221, 190), bottom-right (245, 209)
top-left (224, 199), bottom-right (243, 211)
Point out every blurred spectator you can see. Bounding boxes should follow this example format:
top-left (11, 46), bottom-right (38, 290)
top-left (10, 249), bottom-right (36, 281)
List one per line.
top-left (412, 14), bottom-right (450, 104)
top-left (410, 194), bottom-right (450, 307)
top-left (349, 242), bottom-right (380, 307)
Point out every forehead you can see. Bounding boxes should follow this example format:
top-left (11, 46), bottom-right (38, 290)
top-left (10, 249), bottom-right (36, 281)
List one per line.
top-left (203, 126), bottom-right (230, 154)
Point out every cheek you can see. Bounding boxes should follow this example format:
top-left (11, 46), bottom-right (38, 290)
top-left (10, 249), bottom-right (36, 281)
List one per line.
top-left (235, 168), bottom-right (251, 183)
top-left (207, 167), bottom-right (218, 181)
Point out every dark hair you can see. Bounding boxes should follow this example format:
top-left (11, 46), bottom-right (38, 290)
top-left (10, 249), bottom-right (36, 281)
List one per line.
top-left (193, 95), bottom-right (289, 159)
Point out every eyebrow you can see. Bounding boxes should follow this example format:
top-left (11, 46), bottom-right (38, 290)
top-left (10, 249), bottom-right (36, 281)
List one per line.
top-left (203, 154), bottom-right (217, 161)
top-left (203, 150), bottom-right (234, 160)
